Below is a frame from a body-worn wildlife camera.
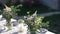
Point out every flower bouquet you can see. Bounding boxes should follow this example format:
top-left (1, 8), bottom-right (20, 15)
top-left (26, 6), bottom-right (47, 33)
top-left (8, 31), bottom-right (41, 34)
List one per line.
top-left (2, 4), bottom-right (17, 30)
top-left (24, 11), bottom-right (49, 34)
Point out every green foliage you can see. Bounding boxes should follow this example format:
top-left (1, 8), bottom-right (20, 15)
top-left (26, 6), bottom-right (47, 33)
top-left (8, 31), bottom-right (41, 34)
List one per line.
top-left (42, 21), bottom-right (49, 27)
top-left (2, 4), bottom-right (21, 20)
top-left (1, 4), bottom-right (23, 30)
top-left (10, 6), bottom-right (19, 18)
top-left (0, 10), bottom-right (2, 14)
top-left (24, 11), bottom-right (49, 31)
top-left (10, 4), bottom-right (23, 16)
top-left (2, 12), bottom-right (12, 20)
top-left (2, 5), bottom-right (20, 30)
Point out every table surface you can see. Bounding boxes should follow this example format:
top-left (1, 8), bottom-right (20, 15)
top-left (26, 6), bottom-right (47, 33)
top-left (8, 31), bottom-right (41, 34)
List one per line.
top-left (0, 17), bottom-right (55, 34)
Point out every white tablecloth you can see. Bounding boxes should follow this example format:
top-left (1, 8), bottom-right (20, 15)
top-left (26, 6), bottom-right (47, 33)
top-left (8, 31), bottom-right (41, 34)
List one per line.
top-left (0, 16), bottom-right (55, 34)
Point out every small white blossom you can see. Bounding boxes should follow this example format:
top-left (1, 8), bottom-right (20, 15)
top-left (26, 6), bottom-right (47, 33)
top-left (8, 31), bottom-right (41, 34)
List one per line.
top-left (4, 5), bottom-right (12, 12)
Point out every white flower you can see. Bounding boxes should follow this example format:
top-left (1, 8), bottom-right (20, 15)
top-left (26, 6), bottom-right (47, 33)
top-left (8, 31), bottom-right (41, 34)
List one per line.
top-left (4, 5), bottom-right (12, 12)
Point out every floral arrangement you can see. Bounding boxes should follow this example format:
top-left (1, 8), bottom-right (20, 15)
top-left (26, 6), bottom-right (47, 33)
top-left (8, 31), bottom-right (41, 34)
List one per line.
top-left (0, 4), bottom-right (49, 34)
top-left (24, 11), bottom-right (49, 34)
top-left (0, 4), bottom-right (22, 30)
top-left (2, 4), bottom-right (18, 30)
